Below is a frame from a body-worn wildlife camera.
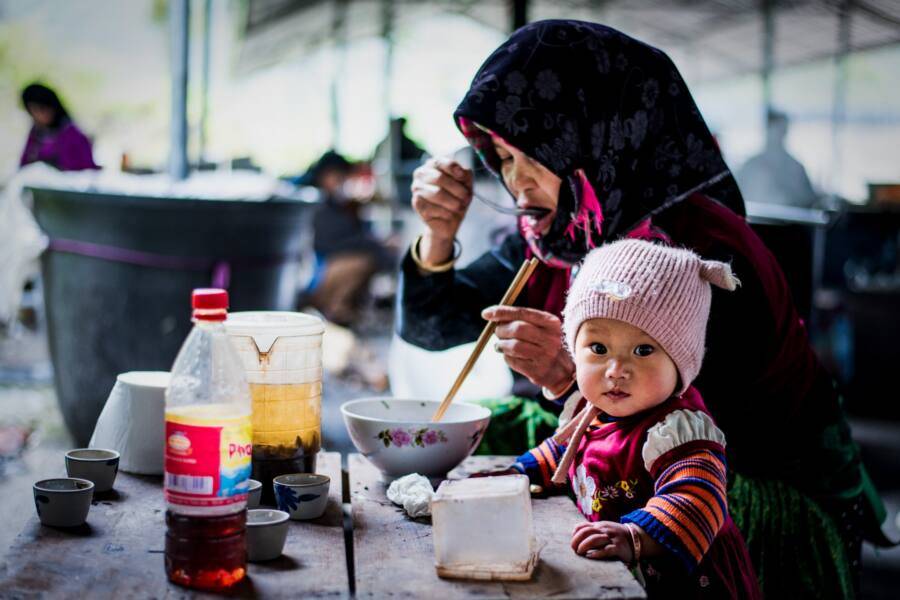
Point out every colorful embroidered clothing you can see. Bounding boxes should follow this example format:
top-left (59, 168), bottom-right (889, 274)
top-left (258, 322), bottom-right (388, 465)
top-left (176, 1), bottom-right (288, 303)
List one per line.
top-left (515, 387), bottom-right (760, 598)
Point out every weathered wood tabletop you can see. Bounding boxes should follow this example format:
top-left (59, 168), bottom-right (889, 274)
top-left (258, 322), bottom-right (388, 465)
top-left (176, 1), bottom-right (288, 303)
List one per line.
top-left (0, 451), bottom-right (348, 599)
top-left (2, 452), bottom-right (646, 599)
top-left (349, 454), bottom-right (646, 600)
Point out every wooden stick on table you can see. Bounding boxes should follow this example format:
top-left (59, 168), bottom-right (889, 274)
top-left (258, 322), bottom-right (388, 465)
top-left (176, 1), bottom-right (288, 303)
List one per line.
top-left (431, 257), bottom-right (540, 422)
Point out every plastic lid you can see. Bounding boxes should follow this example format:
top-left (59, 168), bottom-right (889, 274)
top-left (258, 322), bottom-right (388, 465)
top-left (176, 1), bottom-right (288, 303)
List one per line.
top-left (434, 475), bottom-right (529, 501)
top-left (117, 371), bottom-right (171, 389)
top-left (225, 311), bottom-right (325, 354)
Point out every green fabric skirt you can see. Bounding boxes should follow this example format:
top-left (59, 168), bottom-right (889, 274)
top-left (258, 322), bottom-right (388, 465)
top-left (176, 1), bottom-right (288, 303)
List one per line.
top-left (728, 473), bottom-right (856, 600)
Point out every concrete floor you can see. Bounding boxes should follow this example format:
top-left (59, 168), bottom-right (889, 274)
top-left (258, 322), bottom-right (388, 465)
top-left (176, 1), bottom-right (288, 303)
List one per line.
top-left (1, 319), bottom-right (898, 597)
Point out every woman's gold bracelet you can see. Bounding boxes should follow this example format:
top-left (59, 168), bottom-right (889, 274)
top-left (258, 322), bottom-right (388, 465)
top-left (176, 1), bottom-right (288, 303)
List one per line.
top-left (410, 234), bottom-right (461, 273)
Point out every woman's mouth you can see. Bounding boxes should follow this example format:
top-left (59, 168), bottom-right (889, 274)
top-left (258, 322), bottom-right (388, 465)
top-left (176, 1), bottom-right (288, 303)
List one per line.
top-left (521, 207), bottom-right (554, 232)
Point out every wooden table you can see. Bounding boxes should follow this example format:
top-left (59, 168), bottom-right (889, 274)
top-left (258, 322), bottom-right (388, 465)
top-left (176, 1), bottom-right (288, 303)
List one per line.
top-left (349, 454), bottom-right (645, 599)
top-left (0, 452), bottom-right (348, 599)
top-left (2, 453), bottom-right (644, 599)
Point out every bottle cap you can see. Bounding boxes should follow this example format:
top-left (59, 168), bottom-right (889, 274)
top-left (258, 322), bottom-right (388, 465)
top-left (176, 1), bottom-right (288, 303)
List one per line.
top-left (192, 288), bottom-right (228, 321)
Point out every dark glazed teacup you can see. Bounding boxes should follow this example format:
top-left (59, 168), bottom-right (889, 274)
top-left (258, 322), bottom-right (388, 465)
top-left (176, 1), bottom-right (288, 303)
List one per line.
top-left (65, 448), bottom-right (120, 493)
top-left (33, 478), bottom-right (94, 527)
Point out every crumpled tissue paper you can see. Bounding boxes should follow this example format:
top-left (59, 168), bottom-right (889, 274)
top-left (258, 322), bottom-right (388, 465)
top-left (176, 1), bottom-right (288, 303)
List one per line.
top-left (386, 473), bottom-right (434, 518)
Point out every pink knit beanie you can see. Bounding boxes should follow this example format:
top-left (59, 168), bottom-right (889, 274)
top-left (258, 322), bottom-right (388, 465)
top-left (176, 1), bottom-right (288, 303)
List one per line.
top-left (563, 239), bottom-right (739, 395)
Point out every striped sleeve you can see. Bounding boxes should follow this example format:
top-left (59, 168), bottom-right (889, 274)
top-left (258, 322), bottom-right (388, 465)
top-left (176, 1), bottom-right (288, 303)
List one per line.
top-left (621, 446), bottom-right (728, 572)
top-left (511, 437), bottom-right (567, 489)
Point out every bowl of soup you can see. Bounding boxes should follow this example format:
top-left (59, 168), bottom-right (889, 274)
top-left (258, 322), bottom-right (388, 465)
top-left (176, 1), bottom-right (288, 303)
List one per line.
top-left (341, 398), bottom-right (491, 482)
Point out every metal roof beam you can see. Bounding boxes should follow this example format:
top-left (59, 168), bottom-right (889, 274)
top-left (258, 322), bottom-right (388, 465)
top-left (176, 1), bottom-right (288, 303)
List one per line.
top-left (850, 0), bottom-right (900, 28)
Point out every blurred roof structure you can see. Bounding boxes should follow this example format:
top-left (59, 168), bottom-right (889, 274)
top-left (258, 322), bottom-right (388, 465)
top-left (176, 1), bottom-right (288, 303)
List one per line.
top-left (239, 0), bottom-right (900, 83)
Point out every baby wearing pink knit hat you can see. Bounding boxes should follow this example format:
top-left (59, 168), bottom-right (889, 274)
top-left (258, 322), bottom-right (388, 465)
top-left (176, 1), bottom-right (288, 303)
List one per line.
top-left (509, 239), bottom-right (760, 597)
top-left (564, 237), bottom-right (739, 403)
top-left (553, 238), bottom-right (739, 481)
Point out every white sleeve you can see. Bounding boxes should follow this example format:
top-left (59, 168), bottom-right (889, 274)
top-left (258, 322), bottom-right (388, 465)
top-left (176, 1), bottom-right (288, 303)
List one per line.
top-left (556, 390), bottom-right (583, 429)
top-left (641, 409), bottom-right (727, 473)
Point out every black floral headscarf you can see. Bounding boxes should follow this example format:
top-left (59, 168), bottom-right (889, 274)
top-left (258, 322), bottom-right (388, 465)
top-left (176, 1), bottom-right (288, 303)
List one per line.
top-left (455, 20), bottom-right (744, 267)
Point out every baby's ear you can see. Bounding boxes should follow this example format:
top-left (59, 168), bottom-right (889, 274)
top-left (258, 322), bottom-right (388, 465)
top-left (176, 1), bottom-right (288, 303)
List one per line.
top-left (699, 260), bottom-right (740, 291)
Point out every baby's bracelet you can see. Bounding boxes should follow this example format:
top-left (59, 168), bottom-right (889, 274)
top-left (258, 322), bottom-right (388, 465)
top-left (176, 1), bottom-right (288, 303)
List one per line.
top-left (410, 234), bottom-right (461, 273)
top-left (624, 522), bottom-right (642, 565)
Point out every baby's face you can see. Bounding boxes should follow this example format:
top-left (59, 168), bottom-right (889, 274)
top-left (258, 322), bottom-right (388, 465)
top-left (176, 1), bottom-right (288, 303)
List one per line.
top-left (574, 318), bottom-right (678, 418)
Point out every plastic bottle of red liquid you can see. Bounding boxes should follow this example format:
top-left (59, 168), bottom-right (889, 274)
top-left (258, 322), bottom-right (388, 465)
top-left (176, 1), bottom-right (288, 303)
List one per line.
top-left (164, 289), bottom-right (252, 591)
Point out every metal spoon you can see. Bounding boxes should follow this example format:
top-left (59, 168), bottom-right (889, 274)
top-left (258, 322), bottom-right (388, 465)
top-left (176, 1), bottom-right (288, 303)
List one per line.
top-left (469, 164), bottom-right (551, 218)
top-left (471, 188), bottom-right (552, 218)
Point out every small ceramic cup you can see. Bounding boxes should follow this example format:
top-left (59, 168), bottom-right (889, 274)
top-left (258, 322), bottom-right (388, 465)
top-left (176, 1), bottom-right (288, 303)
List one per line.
top-left (33, 478), bottom-right (94, 527)
top-left (246, 509), bottom-right (290, 562)
top-left (273, 473), bottom-right (330, 520)
top-left (247, 479), bottom-right (263, 509)
top-left (65, 449), bottom-right (120, 493)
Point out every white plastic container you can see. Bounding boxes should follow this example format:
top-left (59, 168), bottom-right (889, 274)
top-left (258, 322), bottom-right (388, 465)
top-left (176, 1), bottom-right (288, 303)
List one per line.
top-left (431, 474), bottom-right (539, 581)
top-left (90, 371), bottom-right (169, 475)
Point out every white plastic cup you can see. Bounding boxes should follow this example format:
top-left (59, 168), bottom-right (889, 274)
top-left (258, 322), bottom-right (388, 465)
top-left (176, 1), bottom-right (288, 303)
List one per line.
top-left (89, 371), bottom-right (170, 475)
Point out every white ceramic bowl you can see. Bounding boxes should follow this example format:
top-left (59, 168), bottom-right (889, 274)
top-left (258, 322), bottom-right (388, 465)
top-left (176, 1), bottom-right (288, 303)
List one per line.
top-left (247, 479), bottom-right (263, 509)
top-left (341, 398), bottom-right (491, 482)
top-left (247, 509), bottom-right (290, 562)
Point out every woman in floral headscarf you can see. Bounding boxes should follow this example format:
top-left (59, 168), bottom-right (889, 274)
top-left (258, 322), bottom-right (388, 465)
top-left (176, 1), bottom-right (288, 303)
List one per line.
top-left (399, 20), bottom-right (890, 599)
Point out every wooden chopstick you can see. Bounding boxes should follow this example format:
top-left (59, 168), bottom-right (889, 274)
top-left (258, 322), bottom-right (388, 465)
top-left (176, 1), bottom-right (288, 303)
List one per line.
top-left (431, 257), bottom-right (540, 422)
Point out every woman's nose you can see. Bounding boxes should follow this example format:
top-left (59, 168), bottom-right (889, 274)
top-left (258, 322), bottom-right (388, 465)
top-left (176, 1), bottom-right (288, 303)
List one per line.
top-left (507, 159), bottom-right (535, 193)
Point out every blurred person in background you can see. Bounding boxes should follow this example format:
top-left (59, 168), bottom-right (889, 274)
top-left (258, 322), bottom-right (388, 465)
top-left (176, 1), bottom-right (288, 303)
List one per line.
top-left (373, 117), bottom-right (428, 167)
top-left (736, 109), bottom-right (818, 209)
top-left (372, 117), bottom-right (428, 207)
top-left (19, 83), bottom-right (99, 172)
top-left (298, 150), bottom-right (393, 327)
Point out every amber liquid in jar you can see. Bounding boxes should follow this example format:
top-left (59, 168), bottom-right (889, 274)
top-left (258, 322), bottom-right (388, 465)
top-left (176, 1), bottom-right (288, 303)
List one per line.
top-left (250, 381), bottom-right (322, 504)
top-left (165, 510), bottom-right (247, 591)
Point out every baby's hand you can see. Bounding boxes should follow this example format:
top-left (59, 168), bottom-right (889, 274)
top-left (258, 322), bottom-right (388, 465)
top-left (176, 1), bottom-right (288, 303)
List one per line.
top-left (570, 520), bottom-right (633, 562)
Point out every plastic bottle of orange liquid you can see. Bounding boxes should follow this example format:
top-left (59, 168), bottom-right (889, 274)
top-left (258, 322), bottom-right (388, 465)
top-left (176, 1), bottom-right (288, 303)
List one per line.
top-left (164, 288), bottom-right (252, 591)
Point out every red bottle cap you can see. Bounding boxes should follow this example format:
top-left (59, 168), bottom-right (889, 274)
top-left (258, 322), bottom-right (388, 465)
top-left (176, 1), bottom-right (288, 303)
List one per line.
top-left (191, 288), bottom-right (228, 320)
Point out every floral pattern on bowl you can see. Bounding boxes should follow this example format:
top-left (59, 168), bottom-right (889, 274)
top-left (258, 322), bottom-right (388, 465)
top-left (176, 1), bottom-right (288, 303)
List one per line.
top-left (275, 485), bottom-right (322, 513)
top-left (342, 398), bottom-right (491, 481)
top-left (375, 427), bottom-right (448, 448)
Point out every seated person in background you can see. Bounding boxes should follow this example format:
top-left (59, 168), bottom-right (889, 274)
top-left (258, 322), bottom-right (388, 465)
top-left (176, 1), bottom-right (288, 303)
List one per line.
top-left (299, 150), bottom-right (392, 327)
top-left (19, 83), bottom-right (99, 172)
top-left (735, 109), bottom-right (818, 209)
top-left (372, 117), bottom-right (429, 207)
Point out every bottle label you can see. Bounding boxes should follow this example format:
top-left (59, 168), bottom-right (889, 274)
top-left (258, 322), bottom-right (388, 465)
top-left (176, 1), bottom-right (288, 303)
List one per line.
top-left (164, 407), bottom-right (252, 509)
